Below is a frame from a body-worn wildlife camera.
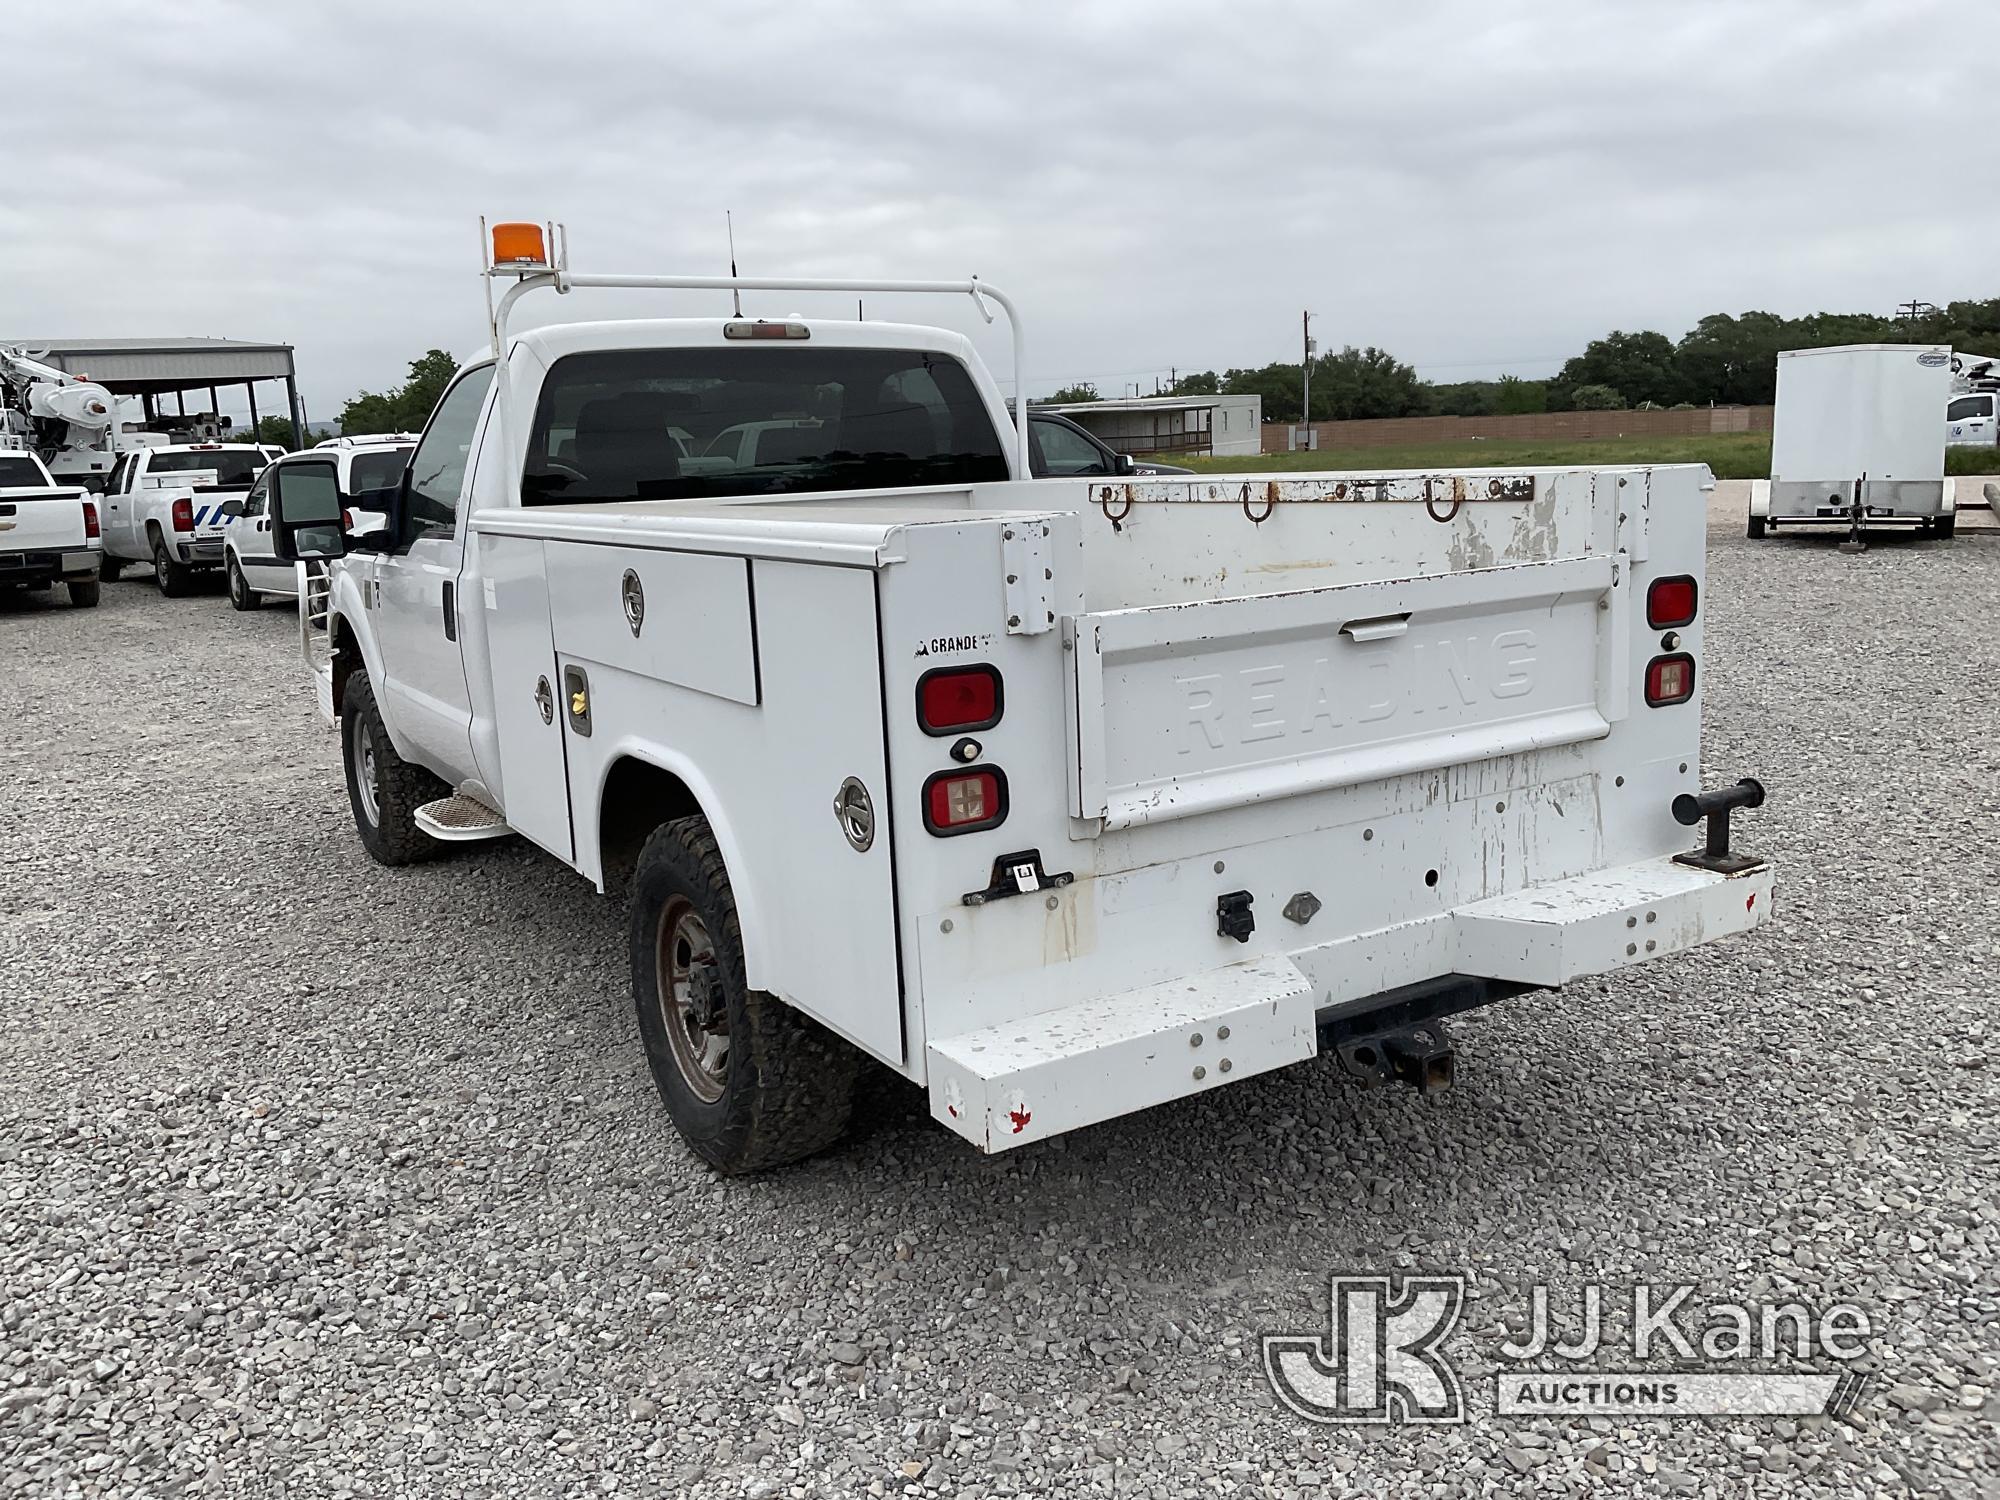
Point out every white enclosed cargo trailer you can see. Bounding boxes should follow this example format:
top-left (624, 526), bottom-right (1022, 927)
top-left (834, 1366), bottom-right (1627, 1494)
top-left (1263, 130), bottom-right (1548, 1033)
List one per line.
top-left (278, 222), bottom-right (1774, 1173)
top-left (1751, 343), bottom-right (1956, 539)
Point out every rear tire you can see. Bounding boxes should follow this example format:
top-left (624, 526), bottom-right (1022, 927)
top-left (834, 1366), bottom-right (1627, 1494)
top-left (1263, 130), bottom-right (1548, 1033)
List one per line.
top-left (152, 535), bottom-right (193, 598)
top-left (341, 671), bottom-right (450, 866)
top-left (1746, 516), bottom-right (1767, 539)
top-left (67, 579), bottom-right (100, 608)
top-left (99, 556), bottom-right (123, 583)
top-left (227, 557), bottom-right (262, 611)
top-left (1934, 515), bottom-right (1956, 540)
top-left (630, 815), bottom-right (860, 1174)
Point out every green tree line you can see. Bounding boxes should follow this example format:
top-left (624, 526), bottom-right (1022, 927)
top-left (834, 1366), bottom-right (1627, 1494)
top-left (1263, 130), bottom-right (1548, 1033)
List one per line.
top-left (333, 299), bottom-right (2000, 438)
top-left (1145, 297), bottom-right (2000, 424)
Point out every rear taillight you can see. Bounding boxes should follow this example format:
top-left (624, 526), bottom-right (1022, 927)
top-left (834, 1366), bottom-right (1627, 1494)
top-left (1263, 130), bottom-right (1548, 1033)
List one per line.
top-left (1647, 575), bottom-right (1698, 629)
top-left (171, 498), bottom-right (193, 532)
top-left (1645, 653), bottom-right (1696, 706)
top-left (924, 768), bottom-right (1007, 836)
top-left (341, 508), bottom-right (354, 531)
top-left (82, 501), bottom-right (99, 539)
top-left (916, 664), bottom-right (1003, 735)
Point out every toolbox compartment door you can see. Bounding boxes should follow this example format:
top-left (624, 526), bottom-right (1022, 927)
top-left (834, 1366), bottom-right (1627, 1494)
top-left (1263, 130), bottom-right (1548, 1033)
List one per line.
top-left (1068, 554), bottom-right (1620, 830)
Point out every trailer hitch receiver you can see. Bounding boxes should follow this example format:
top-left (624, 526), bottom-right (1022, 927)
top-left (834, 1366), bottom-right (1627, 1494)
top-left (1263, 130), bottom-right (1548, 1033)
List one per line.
top-left (1671, 777), bottom-right (1767, 874)
top-left (1336, 1023), bottom-right (1455, 1094)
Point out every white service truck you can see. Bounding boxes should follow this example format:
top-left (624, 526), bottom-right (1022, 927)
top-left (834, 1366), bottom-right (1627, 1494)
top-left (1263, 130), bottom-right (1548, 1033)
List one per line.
top-left (277, 225), bottom-right (1773, 1173)
top-left (1750, 343), bottom-right (1957, 540)
top-left (98, 442), bottom-right (269, 595)
top-left (221, 435), bottom-right (415, 610)
top-left (0, 449), bottom-right (100, 606)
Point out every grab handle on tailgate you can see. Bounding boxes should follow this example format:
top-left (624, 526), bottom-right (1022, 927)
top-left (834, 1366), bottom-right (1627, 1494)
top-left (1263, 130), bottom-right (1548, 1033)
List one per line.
top-left (1340, 612), bottom-right (1411, 643)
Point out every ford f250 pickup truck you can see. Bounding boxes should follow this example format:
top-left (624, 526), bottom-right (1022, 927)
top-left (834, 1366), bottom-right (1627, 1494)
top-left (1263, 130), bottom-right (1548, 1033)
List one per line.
top-left (277, 222), bottom-right (1773, 1174)
top-left (0, 449), bottom-right (100, 606)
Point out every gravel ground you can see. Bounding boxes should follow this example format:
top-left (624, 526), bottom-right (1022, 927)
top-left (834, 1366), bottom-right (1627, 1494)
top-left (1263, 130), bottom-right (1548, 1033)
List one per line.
top-left (3, 509), bottom-right (1998, 1500)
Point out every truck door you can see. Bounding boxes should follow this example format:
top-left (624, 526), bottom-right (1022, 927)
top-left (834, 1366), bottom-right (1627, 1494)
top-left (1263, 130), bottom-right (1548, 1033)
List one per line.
top-left (237, 464), bottom-right (293, 592)
top-left (372, 364), bottom-right (494, 776)
top-left (100, 453), bottom-right (134, 554)
top-left (1946, 392), bottom-right (1994, 448)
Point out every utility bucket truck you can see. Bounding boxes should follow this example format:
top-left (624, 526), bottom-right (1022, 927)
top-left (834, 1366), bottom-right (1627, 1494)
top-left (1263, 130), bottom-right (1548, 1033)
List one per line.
top-left (280, 221), bottom-right (1773, 1173)
top-left (1750, 344), bottom-right (1957, 540)
top-left (1, 345), bottom-right (123, 489)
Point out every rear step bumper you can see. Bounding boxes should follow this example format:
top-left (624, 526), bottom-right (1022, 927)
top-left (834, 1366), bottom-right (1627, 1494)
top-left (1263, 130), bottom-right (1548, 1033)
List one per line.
top-left (925, 854), bottom-right (1772, 1152)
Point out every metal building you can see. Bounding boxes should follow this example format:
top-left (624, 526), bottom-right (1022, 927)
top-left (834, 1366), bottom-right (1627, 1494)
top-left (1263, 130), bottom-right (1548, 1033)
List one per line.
top-left (1034, 393), bottom-right (1264, 460)
top-left (0, 336), bottom-right (302, 444)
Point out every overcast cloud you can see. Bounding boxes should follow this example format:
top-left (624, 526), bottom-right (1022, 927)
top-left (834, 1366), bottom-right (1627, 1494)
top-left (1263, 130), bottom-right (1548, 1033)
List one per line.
top-left (8, 0), bottom-right (1995, 420)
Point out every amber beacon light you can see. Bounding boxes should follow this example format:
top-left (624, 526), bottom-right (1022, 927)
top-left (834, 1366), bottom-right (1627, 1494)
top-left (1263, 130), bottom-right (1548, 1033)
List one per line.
top-left (490, 222), bottom-right (549, 268)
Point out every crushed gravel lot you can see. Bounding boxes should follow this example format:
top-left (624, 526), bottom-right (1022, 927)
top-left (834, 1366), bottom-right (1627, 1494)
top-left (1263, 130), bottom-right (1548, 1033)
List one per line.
top-left (3, 502), bottom-right (1998, 1499)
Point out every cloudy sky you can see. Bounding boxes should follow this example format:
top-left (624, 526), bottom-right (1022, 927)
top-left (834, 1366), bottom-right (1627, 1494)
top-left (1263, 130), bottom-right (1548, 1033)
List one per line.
top-left (9, 0), bottom-right (1995, 422)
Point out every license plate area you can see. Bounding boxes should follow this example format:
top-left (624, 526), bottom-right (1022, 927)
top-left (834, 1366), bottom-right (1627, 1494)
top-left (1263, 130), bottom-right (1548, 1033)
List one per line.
top-left (1068, 554), bottom-right (1618, 829)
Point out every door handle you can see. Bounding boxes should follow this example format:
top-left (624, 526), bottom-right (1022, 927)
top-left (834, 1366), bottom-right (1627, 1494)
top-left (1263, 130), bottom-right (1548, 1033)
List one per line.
top-left (442, 581), bottom-right (457, 642)
top-left (1341, 612), bottom-right (1411, 642)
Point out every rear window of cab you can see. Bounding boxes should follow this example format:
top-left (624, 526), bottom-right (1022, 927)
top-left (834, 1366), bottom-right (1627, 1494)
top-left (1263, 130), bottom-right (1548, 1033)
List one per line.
top-left (521, 346), bottom-right (1008, 505)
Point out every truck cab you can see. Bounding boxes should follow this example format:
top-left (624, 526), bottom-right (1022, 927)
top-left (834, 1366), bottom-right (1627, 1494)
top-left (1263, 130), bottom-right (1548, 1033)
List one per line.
top-left (1946, 389), bottom-right (1995, 449)
top-left (99, 441), bottom-right (269, 594)
top-left (277, 226), bottom-right (1772, 1174)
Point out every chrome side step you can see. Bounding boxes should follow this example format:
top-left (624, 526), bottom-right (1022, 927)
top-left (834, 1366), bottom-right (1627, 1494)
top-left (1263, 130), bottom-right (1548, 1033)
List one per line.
top-left (414, 794), bottom-right (513, 842)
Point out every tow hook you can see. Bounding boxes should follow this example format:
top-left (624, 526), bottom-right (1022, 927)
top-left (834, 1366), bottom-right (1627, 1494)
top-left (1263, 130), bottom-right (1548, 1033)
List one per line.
top-left (1336, 1023), bottom-right (1456, 1094)
top-left (1671, 778), bottom-right (1767, 874)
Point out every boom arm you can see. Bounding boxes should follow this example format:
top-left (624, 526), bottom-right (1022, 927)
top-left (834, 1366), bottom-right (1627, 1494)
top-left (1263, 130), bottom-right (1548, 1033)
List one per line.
top-left (1, 346), bottom-right (119, 467)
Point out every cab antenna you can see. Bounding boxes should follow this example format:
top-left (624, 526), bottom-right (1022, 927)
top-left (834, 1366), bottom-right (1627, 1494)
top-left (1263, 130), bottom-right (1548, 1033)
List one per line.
top-left (726, 211), bottom-right (742, 317)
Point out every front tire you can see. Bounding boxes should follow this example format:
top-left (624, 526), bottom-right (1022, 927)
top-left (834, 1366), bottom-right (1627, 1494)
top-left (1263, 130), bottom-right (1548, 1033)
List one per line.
top-left (630, 816), bottom-right (860, 1174)
top-left (99, 556), bottom-right (123, 583)
top-left (227, 557), bottom-right (261, 611)
top-left (1934, 515), bottom-right (1956, 540)
top-left (1746, 515), bottom-right (1767, 539)
top-left (341, 671), bottom-right (450, 866)
top-left (152, 536), bottom-right (193, 598)
top-left (67, 579), bottom-right (100, 608)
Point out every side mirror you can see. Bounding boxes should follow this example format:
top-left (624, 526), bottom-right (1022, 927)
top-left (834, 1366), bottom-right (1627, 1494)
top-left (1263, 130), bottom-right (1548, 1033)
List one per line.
top-left (1115, 453), bottom-right (1138, 475)
top-left (218, 498), bottom-right (245, 519)
top-left (274, 517), bottom-right (346, 562)
top-left (271, 474), bottom-right (347, 562)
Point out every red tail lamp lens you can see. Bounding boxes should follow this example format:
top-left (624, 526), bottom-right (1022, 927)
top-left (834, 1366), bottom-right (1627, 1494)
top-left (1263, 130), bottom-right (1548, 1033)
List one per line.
top-left (916, 664), bottom-right (1002, 735)
top-left (923, 768), bottom-right (1007, 836)
top-left (1645, 653), bottom-right (1696, 706)
top-left (1647, 576), bottom-right (1698, 629)
top-left (83, 501), bottom-right (99, 539)
top-left (171, 498), bottom-right (194, 531)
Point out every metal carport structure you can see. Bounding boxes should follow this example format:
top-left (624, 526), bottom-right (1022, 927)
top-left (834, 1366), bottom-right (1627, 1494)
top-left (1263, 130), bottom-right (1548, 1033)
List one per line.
top-left (0, 337), bottom-right (302, 446)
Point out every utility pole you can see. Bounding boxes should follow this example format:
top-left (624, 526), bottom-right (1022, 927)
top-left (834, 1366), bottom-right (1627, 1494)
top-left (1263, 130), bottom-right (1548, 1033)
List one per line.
top-left (1301, 310), bottom-right (1316, 450)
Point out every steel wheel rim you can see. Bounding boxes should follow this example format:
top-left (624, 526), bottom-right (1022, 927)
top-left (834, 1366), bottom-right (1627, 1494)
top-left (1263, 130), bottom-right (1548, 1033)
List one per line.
top-left (154, 546), bottom-right (170, 592)
top-left (656, 897), bottom-right (729, 1103)
top-left (229, 562), bottom-right (243, 604)
top-left (353, 719), bottom-right (381, 826)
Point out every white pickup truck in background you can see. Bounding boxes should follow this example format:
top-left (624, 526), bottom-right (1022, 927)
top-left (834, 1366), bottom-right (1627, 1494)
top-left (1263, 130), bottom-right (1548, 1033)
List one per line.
top-left (98, 442), bottom-right (270, 595)
top-left (0, 448), bottom-right (100, 607)
top-left (277, 225), bottom-right (1774, 1174)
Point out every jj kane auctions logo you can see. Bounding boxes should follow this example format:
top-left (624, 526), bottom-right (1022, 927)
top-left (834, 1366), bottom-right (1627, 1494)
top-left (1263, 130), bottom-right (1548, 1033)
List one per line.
top-left (1263, 1276), bottom-right (1873, 1424)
